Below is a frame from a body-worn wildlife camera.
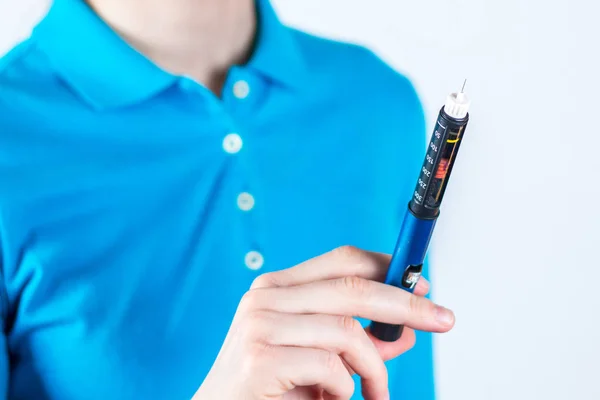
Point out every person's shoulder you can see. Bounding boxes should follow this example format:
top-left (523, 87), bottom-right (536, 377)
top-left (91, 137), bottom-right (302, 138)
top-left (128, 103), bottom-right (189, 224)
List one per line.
top-left (290, 29), bottom-right (420, 99)
top-left (290, 30), bottom-right (427, 198)
top-left (291, 29), bottom-right (425, 133)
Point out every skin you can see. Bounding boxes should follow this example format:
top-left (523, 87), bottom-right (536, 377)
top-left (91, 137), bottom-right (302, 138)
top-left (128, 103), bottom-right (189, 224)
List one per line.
top-left (86, 0), bottom-right (256, 95)
top-left (193, 246), bottom-right (455, 400)
top-left (85, 2), bottom-right (456, 398)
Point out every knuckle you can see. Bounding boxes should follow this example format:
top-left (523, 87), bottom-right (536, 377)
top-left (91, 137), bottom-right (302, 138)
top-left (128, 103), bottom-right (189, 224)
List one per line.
top-left (333, 245), bottom-right (363, 262)
top-left (244, 310), bottom-right (272, 336)
top-left (239, 289), bottom-right (262, 312)
top-left (250, 273), bottom-right (274, 290)
top-left (251, 270), bottom-right (292, 289)
top-left (338, 315), bottom-right (361, 335)
top-left (406, 294), bottom-right (435, 321)
top-left (248, 340), bottom-right (272, 359)
top-left (408, 293), bottom-right (422, 315)
top-left (322, 350), bottom-right (341, 372)
top-left (339, 275), bottom-right (371, 296)
top-left (243, 342), bottom-right (273, 373)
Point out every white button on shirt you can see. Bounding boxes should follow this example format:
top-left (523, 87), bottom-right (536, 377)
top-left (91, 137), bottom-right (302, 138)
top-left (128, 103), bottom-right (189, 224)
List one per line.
top-left (233, 80), bottom-right (251, 100)
top-left (245, 251), bottom-right (264, 271)
top-left (222, 133), bottom-right (243, 154)
top-left (237, 192), bottom-right (255, 211)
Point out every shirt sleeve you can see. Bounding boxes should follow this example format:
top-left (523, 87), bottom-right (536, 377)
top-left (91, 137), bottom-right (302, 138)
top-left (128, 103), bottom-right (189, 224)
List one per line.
top-left (0, 276), bottom-right (10, 400)
top-left (0, 327), bottom-right (8, 399)
top-left (0, 220), bottom-right (10, 398)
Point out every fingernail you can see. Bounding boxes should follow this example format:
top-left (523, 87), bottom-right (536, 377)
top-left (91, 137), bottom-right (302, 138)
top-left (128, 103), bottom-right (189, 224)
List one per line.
top-left (435, 306), bottom-right (455, 326)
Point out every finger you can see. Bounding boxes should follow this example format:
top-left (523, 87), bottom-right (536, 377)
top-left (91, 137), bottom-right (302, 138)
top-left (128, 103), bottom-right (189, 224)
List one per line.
top-left (265, 346), bottom-right (355, 400)
top-left (251, 311), bottom-right (389, 400)
top-left (247, 277), bottom-right (455, 333)
top-left (251, 246), bottom-right (392, 289)
top-left (413, 278), bottom-right (430, 297)
top-left (251, 245), bottom-right (431, 297)
top-left (367, 327), bottom-right (417, 361)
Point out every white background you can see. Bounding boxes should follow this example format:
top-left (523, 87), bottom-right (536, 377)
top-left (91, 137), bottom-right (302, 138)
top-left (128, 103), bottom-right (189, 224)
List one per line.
top-left (1, 0), bottom-right (600, 399)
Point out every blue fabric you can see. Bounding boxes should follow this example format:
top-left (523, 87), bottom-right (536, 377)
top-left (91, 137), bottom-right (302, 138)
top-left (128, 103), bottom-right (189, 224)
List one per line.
top-left (0, 0), bottom-right (434, 398)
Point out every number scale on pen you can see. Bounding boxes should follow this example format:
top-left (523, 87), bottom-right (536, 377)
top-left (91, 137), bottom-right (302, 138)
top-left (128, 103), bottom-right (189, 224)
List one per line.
top-left (370, 81), bottom-right (471, 342)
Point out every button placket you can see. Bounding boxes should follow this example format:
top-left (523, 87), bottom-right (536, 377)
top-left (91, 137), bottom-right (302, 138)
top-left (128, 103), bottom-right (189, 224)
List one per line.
top-left (244, 251), bottom-right (264, 271)
top-left (237, 192), bottom-right (255, 212)
top-left (224, 68), bottom-right (263, 114)
top-left (237, 190), bottom-right (261, 270)
top-left (225, 71), bottom-right (265, 271)
top-left (222, 133), bottom-right (243, 154)
top-left (233, 80), bottom-right (251, 100)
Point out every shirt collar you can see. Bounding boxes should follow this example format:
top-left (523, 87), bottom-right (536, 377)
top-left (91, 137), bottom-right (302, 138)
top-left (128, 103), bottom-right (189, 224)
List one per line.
top-left (33, 0), bottom-right (307, 110)
top-left (248, 0), bottom-right (308, 89)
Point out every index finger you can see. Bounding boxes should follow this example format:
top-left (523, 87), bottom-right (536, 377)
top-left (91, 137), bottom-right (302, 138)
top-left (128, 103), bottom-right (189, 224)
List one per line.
top-left (251, 246), bottom-right (430, 295)
top-left (248, 277), bottom-right (454, 333)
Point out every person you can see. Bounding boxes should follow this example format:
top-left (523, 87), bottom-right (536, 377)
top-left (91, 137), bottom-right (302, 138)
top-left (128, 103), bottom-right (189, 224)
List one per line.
top-left (0, 0), bottom-right (456, 399)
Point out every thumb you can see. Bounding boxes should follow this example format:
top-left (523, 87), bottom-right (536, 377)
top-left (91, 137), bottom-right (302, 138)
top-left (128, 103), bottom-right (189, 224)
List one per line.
top-left (366, 327), bottom-right (417, 361)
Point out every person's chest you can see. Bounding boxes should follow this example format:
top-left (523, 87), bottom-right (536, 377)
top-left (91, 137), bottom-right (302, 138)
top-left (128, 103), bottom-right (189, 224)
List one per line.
top-left (0, 94), bottom-right (411, 399)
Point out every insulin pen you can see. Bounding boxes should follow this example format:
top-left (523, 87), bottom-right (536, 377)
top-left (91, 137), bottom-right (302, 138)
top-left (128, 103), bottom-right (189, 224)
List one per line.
top-left (370, 82), bottom-right (471, 342)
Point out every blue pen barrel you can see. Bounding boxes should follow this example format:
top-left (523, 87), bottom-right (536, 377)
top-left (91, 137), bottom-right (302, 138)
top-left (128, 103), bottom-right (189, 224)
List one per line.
top-left (371, 88), bottom-right (471, 342)
top-left (370, 210), bottom-right (436, 342)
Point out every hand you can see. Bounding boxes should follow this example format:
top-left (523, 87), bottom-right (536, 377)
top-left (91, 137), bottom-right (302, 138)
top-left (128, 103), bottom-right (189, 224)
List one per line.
top-left (193, 246), bottom-right (455, 400)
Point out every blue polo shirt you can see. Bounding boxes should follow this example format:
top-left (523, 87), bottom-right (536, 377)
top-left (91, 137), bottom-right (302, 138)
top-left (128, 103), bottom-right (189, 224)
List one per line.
top-left (0, 0), bottom-right (434, 398)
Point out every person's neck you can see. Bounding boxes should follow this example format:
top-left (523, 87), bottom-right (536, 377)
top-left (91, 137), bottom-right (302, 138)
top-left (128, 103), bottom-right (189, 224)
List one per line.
top-left (86, 0), bottom-right (257, 96)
